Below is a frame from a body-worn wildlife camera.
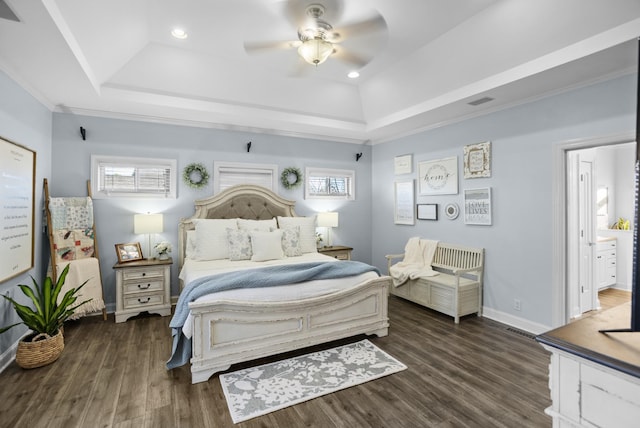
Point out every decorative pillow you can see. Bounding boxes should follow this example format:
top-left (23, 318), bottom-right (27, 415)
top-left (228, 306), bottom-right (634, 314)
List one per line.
top-left (277, 216), bottom-right (317, 253)
top-left (185, 230), bottom-right (197, 259)
top-left (227, 228), bottom-right (252, 261)
top-left (193, 219), bottom-right (238, 260)
top-left (237, 218), bottom-right (277, 232)
top-left (250, 230), bottom-right (284, 262)
top-left (52, 228), bottom-right (95, 263)
top-left (281, 226), bottom-right (302, 257)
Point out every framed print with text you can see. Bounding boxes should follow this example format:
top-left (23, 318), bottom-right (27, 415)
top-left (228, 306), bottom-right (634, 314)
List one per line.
top-left (464, 187), bottom-right (492, 225)
top-left (394, 154), bottom-right (413, 175)
top-left (0, 136), bottom-right (35, 282)
top-left (418, 156), bottom-right (458, 195)
top-left (394, 180), bottom-right (415, 225)
top-left (464, 141), bottom-right (491, 178)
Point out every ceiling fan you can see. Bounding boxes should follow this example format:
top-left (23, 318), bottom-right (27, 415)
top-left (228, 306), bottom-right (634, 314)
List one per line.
top-left (244, 1), bottom-right (387, 69)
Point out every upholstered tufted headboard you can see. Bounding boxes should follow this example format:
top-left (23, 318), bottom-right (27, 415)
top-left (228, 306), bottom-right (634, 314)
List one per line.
top-left (178, 184), bottom-right (297, 268)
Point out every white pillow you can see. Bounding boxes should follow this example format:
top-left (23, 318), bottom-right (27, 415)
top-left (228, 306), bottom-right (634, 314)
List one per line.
top-left (185, 230), bottom-right (197, 259)
top-left (238, 218), bottom-right (277, 232)
top-left (277, 216), bottom-right (317, 253)
top-left (193, 219), bottom-right (238, 260)
top-left (281, 226), bottom-right (302, 257)
top-left (250, 230), bottom-right (284, 262)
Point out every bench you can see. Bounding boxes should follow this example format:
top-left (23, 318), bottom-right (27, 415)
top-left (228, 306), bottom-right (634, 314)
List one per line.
top-left (385, 241), bottom-right (484, 323)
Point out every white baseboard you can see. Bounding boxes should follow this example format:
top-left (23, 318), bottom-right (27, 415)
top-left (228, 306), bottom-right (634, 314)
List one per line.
top-left (0, 339), bottom-right (18, 374)
top-left (482, 306), bottom-right (552, 336)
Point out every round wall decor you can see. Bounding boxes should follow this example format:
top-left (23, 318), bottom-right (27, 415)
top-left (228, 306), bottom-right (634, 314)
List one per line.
top-left (183, 163), bottom-right (210, 189)
top-left (281, 167), bottom-right (303, 189)
top-left (444, 203), bottom-right (459, 220)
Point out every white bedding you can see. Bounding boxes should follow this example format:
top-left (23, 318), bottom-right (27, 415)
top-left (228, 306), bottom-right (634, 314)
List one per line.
top-left (179, 253), bottom-right (379, 338)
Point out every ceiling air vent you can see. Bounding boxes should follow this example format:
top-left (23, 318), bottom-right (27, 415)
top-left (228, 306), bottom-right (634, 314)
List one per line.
top-left (0, 0), bottom-right (19, 22)
top-left (468, 96), bottom-right (494, 106)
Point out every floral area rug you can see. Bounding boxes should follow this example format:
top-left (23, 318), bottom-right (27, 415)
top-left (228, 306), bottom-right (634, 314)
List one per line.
top-left (219, 339), bottom-right (407, 424)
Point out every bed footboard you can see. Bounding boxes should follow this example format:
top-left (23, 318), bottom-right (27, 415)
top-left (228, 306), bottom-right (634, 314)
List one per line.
top-left (188, 276), bottom-right (390, 384)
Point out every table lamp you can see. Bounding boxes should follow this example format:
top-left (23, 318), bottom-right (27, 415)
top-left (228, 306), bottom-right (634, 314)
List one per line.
top-left (134, 213), bottom-right (163, 259)
top-left (317, 212), bottom-right (339, 247)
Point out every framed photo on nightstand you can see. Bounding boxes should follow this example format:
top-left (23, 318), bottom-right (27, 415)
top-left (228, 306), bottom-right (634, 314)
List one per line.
top-left (115, 242), bottom-right (143, 263)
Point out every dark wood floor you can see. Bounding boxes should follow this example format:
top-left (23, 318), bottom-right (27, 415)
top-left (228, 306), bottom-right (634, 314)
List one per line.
top-left (0, 296), bottom-right (552, 428)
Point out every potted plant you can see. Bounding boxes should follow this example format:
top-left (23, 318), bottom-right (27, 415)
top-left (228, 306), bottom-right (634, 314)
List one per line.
top-left (0, 264), bottom-right (91, 369)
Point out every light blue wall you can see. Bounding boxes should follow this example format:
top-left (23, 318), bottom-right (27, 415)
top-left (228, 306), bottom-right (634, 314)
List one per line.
top-left (50, 114), bottom-right (373, 308)
top-left (0, 70), bottom-right (52, 357)
top-left (372, 74), bottom-right (636, 328)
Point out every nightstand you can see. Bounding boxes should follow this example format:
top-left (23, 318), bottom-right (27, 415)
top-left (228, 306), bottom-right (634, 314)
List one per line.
top-left (318, 245), bottom-right (353, 260)
top-left (113, 258), bottom-right (172, 323)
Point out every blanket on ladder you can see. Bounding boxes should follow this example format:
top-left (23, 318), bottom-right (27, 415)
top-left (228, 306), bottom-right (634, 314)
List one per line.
top-left (166, 261), bottom-right (380, 369)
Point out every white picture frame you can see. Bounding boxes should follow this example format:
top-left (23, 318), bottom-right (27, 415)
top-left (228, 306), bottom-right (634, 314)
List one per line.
top-left (417, 204), bottom-right (438, 220)
top-left (464, 187), bottom-right (492, 225)
top-left (394, 154), bottom-right (413, 175)
top-left (394, 180), bottom-right (415, 225)
top-left (0, 136), bottom-right (35, 283)
top-left (418, 156), bottom-right (458, 195)
top-left (464, 141), bottom-right (491, 178)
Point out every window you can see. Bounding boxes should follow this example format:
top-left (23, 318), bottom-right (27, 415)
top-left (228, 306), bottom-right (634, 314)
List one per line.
top-left (305, 167), bottom-right (355, 200)
top-left (91, 155), bottom-right (177, 199)
top-left (214, 162), bottom-right (277, 193)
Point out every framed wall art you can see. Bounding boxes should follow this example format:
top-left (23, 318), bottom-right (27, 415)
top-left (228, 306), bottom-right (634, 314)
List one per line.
top-left (394, 180), bottom-right (415, 225)
top-left (0, 136), bottom-right (35, 283)
top-left (115, 242), bottom-right (144, 263)
top-left (464, 141), bottom-right (491, 178)
top-left (394, 154), bottom-right (413, 175)
top-left (417, 204), bottom-right (438, 220)
top-left (418, 156), bottom-right (458, 195)
top-left (464, 187), bottom-right (492, 225)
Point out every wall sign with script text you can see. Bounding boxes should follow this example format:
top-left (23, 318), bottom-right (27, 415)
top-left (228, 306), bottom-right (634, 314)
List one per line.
top-left (418, 156), bottom-right (458, 195)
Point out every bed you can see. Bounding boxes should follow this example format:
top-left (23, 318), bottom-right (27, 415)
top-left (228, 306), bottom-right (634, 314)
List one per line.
top-left (171, 184), bottom-right (390, 384)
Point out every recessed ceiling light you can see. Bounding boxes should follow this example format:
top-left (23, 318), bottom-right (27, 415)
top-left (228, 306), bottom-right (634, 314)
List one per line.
top-left (347, 71), bottom-right (360, 79)
top-left (171, 28), bottom-right (188, 39)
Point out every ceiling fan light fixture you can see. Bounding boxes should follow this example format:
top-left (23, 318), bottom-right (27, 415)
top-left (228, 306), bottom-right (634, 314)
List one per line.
top-left (298, 38), bottom-right (333, 66)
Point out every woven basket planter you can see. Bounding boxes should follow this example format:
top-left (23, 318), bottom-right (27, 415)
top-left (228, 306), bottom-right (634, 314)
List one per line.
top-left (16, 330), bottom-right (64, 369)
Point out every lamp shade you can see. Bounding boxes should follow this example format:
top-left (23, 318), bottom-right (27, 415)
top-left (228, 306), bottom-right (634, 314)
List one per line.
top-left (134, 213), bottom-right (163, 234)
top-left (298, 38), bottom-right (333, 65)
top-left (317, 212), bottom-right (339, 228)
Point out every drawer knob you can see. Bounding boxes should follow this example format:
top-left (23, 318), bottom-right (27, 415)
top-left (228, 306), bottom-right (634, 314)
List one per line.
top-left (138, 297), bottom-right (151, 304)
top-left (142, 272), bottom-right (146, 276)
top-left (138, 283), bottom-right (151, 289)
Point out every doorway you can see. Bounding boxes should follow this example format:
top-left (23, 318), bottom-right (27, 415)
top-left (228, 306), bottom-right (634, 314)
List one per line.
top-left (552, 132), bottom-right (635, 328)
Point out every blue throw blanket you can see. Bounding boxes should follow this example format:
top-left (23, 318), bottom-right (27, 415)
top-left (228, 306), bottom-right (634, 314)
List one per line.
top-left (166, 261), bottom-right (380, 369)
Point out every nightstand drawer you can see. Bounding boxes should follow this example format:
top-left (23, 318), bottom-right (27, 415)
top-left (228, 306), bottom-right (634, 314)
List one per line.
top-left (123, 293), bottom-right (164, 309)
top-left (123, 280), bottom-right (164, 294)
top-left (122, 267), bottom-right (165, 281)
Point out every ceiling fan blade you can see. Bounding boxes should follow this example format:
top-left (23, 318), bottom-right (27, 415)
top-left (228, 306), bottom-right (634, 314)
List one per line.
top-left (244, 40), bottom-right (300, 54)
top-left (334, 14), bottom-right (387, 41)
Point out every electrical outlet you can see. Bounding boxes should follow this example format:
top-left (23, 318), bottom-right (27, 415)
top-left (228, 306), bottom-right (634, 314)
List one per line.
top-left (514, 299), bottom-right (522, 311)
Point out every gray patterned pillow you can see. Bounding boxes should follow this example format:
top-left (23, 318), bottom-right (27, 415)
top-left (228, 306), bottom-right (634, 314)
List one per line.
top-left (281, 226), bottom-right (302, 257)
top-left (227, 228), bottom-right (252, 261)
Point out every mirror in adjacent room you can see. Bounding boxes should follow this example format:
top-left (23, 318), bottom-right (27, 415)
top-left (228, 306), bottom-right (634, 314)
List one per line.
top-left (597, 186), bottom-right (609, 230)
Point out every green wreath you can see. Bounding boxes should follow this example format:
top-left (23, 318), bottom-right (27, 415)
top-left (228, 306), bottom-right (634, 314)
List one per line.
top-left (183, 163), bottom-right (210, 189)
top-left (281, 167), bottom-right (303, 189)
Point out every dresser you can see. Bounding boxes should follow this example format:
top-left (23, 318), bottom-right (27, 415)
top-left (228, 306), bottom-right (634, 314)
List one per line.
top-left (537, 303), bottom-right (640, 427)
top-left (113, 258), bottom-right (172, 323)
top-left (318, 245), bottom-right (353, 260)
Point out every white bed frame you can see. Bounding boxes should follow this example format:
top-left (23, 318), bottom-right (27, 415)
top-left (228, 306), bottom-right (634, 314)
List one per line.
top-left (177, 184), bottom-right (390, 384)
